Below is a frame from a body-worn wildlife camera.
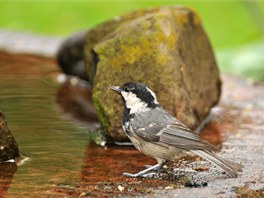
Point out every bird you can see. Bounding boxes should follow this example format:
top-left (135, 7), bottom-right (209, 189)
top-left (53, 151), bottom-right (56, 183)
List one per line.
top-left (109, 82), bottom-right (243, 178)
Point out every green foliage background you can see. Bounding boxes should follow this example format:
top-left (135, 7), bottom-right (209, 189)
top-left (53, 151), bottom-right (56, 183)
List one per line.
top-left (0, 1), bottom-right (264, 80)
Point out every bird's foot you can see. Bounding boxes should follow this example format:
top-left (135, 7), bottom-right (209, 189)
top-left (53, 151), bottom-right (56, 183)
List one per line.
top-left (123, 161), bottom-right (168, 178)
top-left (122, 172), bottom-right (139, 178)
top-left (122, 172), bottom-right (156, 178)
top-left (144, 164), bottom-right (167, 172)
top-left (143, 164), bottom-right (154, 169)
top-left (141, 172), bottom-right (156, 178)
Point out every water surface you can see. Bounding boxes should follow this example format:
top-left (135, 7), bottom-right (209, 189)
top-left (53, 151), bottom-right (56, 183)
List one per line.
top-left (0, 53), bottom-right (92, 196)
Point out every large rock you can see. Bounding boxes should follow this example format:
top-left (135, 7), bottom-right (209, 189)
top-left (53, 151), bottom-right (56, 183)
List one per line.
top-left (0, 112), bottom-right (19, 162)
top-left (88, 6), bottom-right (221, 141)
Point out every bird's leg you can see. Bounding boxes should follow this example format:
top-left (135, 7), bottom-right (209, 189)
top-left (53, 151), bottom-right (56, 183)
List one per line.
top-left (123, 160), bottom-right (167, 178)
top-left (143, 164), bottom-right (167, 172)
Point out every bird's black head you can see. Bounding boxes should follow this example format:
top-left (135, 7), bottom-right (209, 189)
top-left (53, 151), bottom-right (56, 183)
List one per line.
top-left (109, 82), bottom-right (159, 114)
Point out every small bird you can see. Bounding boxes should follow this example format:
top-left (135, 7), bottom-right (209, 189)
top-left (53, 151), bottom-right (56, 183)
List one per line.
top-left (109, 82), bottom-right (243, 178)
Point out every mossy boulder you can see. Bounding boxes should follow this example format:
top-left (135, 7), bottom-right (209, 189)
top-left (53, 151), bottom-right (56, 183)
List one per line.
top-left (84, 6), bottom-right (221, 141)
top-left (57, 6), bottom-right (221, 142)
top-left (0, 112), bottom-right (19, 162)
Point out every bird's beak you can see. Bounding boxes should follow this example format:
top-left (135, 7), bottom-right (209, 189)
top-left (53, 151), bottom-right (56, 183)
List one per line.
top-left (108, 86), bottom-right (122, 93)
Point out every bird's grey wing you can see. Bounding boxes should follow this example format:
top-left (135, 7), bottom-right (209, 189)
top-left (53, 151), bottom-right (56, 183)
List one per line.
top-left (131, 122), bottom-right (165, 142)
top-left (129, 110), bottom-right (169, 142)
top-left (158, 122), bottom-right (218, 151)
top-left (131, 109), bottom-right (217, 151)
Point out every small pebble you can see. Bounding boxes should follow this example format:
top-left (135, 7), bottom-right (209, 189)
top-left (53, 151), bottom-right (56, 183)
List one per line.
top-left (118, 185), bottom-right (125, 192)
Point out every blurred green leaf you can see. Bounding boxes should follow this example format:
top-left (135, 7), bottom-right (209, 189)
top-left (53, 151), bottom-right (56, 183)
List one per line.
top-left (0, 1), bottom-right (263, 49)
top-left (217, 39), bottom-right (264, 81)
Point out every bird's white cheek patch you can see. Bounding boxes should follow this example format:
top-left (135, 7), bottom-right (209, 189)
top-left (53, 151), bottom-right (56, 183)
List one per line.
top-left (146, 87), bottom-right (159, 104)
top-left (121, 91), bottom-right (150, 114)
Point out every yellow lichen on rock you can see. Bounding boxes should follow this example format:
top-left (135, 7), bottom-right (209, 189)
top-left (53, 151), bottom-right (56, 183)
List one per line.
top-left (87, 6), bottom-right (221, 141)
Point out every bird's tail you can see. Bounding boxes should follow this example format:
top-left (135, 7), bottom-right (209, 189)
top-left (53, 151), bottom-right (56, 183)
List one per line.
top-left (192, 150), bottom-right (243, 178)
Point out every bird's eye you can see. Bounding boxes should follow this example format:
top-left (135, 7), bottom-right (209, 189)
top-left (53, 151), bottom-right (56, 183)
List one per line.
top-left (124, 87), bottom-right (130, 92)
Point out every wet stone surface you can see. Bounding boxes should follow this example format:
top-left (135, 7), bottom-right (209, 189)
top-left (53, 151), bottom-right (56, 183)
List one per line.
top-left (0, 112), bottom-right (20, 162)
top-left (0, 52), bottom-right (263, 197)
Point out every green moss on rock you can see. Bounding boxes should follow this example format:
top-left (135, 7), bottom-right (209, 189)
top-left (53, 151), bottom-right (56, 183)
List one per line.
top-left (85, 6), bottom-right (221, 141)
